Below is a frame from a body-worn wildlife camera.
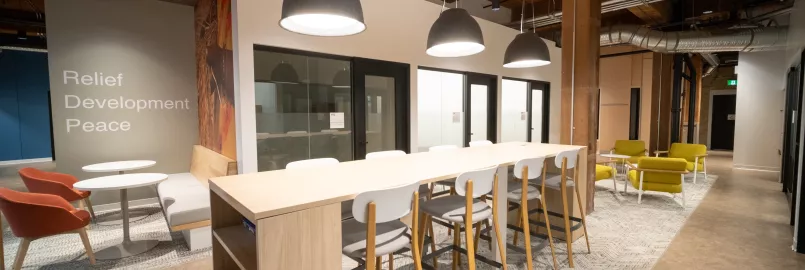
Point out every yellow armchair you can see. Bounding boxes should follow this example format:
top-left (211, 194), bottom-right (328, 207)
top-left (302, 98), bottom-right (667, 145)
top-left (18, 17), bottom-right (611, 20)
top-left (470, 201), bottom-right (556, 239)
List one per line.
top-left (596, 163), bottom-right (617, 191)
top-left (626, 157), bottom-right (688, 207)
top-left (655, 143), bottom-right (708, 184)
top-left (610, 140), bottom-right (648, 164)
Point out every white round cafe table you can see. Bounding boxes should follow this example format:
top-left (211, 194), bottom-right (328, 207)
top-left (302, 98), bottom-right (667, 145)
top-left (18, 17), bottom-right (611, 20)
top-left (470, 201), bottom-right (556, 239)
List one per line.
top-left (599, 153), bottom-right (631, 160)
top-left (82, 160), bottom-right (156, 175)
top-left (74, 173), bottom-right (168, 260)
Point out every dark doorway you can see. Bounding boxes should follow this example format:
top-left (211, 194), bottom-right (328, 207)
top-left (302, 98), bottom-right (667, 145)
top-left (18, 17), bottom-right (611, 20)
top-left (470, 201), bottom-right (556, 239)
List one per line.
top-left (629, 88), bottom-right (641, 140)
top-left (464, 73), bottom-right (498, 145)
top-left (710, 94), bottom-right (736, 150)
top-left (352, 58), bottom-right (411, 159)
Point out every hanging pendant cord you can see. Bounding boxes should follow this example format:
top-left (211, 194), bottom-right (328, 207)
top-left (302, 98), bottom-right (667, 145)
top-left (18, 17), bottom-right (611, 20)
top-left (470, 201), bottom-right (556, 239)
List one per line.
top-left (520, 0), bottom-right (525, 33)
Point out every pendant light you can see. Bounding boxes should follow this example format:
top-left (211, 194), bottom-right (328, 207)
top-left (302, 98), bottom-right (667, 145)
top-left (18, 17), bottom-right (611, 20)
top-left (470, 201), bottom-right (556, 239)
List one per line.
top-left (332, 67), bottom-right (350, 88)
top-left (426, 0), bottom-right (485, 57)
top-left (279, 0), bottom-right (366, 37)
top-left (503, 0), bottom-right (551, 68)
top-left (271, 61), bottom-right (299, 84)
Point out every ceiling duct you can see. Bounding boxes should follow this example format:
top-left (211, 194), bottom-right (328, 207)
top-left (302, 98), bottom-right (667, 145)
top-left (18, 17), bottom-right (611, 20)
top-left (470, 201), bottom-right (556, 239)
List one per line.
top-left (600, 25), bottom-right (788, 53)
top-left (508, 0), bottom-right (666, 29)
top-left (699, 53), bottom-right (720, 77)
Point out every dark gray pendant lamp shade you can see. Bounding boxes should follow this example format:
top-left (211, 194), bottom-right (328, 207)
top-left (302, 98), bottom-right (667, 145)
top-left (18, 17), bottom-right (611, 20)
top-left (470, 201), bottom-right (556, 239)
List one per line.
top-left (280, 0), bottom-right (366, 36)
top-left (426, 8), bottom-right (485, 57)
top-left (271, 62), bottom-right (299, 84)
top-left (503, 32), bottom-right (551, 68)
top-left (332, 68), bottom-right (350, 88)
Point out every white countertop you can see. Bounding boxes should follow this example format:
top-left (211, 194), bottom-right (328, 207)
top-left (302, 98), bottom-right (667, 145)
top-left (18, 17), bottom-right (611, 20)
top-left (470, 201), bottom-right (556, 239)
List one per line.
top-left (74, 173), bottom-right (168, 191)
top-left (82, 160), bottom-right (156, 172)
top-left (211, 142), bottom-right (587, 220)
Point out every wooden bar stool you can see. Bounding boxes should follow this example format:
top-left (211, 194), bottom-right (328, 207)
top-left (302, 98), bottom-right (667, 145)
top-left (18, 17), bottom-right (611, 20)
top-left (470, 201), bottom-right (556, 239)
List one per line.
top-left (505, 157), bottom-right (559, 270)
top-left (419, 165), bottom-right (507, 270)
top-left (530, 149), bottom-right (590, 268)
top-left (366, 150), bottom-right (438, 268)
top-left (342, 182), bottom-right (423, 270)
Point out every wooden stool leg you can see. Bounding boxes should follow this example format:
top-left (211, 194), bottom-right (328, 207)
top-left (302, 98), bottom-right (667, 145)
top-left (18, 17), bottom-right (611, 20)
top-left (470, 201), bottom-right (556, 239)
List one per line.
top-left (573, 168), bottom-right (591, 253)
top-left (13, 238), bottom-right (31, 270)
top-left (428, 218), bottom-right (438, 270)
top-left (452, 223), bottom-right (460, 270)
top-left (484, 220), bottom-right (492, 250)
top-left (77, 228), bottom-right (96, 264)
top-left (491, 177), bottom-right (507, 270)
top-left (540, 198), bottom-right (559, 270)
top-left (388, 254), bottom-right (394, 269)
top-left (560, 178), bottom-right (574, 268)
top-left (473, 223), bottom-right (481, 253)
top-left (84, 198), bottom-right (96, 220)
top-left (464, 181), bottom-right (475, 270)
top-left (375, 257), bottom-right (382, 270)
top-left (513, 205), bottom-right (523, 246)
top-left (520, 200), bottom-right (534, 270)
top-left (447, 187), bottom-right (456, 236)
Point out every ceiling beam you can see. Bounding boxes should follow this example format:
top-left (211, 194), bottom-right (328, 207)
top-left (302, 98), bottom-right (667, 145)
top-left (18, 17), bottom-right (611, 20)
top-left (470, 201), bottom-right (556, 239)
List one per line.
top-left (157, 0), bottom-right (198, 6)
top-left (627, 1), bottom-right (671, 25)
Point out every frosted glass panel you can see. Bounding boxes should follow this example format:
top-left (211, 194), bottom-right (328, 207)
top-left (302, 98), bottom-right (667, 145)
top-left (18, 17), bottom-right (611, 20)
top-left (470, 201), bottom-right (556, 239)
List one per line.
top-left (501, 79), bottom-right (528, 142)
top-left (470, 84), bottom-right (488, 141)
top-left (531, 89), bottom-right (544, 142)
top-left (417, 69), bottom-right (464, 152)
top-left (365, 75), bottom-right (396, 154)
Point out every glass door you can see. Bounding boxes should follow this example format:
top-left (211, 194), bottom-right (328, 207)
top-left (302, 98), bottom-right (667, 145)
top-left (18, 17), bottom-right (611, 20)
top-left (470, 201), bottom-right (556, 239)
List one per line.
top-left (464, 73), bottom-right (498, 145)
top-left (502, 78), bottom-right (550, 143)
top-left (353, 58), bottom-right (410, 159)
top-left (528, 81), bottom-right (550, 143)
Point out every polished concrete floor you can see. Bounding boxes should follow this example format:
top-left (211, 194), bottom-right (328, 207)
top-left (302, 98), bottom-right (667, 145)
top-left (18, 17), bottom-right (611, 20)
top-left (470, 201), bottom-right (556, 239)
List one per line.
top-left (653, 155), bottom-right (805, 269)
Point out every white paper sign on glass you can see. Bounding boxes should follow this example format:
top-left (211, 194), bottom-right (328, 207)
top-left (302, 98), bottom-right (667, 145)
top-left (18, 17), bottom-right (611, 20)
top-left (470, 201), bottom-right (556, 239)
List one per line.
top-left (330, 112), bottom-right (345, 128)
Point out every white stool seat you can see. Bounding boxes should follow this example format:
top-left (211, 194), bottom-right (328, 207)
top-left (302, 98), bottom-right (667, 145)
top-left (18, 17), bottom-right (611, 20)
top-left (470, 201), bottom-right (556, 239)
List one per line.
top-left (435, 180), bottom-right (455, 187)
top-left (342, 219), bottom-right (412, 257)
top-left (531, 173), bottom-right (575, 190)
top-left (506, 183), bottom-right (541, 202)
top-left (420, 195), bottom-right (492, 224)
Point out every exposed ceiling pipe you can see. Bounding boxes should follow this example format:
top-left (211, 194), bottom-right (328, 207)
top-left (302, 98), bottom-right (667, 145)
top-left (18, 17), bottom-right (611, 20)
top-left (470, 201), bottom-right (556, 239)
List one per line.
top-left (700, 53), bottom-right (720, 77)
top-left (507, 0), bottom-right (666, 29)
top-left (600, 24), bottom-right (788, 53)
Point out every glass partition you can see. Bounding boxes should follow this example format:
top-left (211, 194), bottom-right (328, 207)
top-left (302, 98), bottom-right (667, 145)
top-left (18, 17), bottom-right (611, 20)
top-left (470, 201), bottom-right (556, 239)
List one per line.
top-left (417, 69), bottom-right (465, 152)
top-left (253, 50), bottom-right (353, 171)
top-left (501, 79), bottom-right (529, 142)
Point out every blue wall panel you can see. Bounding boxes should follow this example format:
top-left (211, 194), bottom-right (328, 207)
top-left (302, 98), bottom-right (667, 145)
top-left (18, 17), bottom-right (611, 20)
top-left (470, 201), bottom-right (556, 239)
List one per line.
top-left (0, 50), bottom-right (52, 161)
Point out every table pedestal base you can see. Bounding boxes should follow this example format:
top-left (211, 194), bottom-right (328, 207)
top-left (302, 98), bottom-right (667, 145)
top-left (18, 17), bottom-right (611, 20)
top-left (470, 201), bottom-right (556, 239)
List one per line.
top-left (95, 239), bottom-right (159, 260)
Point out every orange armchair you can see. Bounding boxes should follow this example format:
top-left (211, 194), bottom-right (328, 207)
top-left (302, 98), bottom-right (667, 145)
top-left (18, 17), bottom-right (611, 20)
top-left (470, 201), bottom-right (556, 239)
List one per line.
top-left (18, 167), bottom-right (95, 220)
top-left (0, 188), bottom-right (95, 269)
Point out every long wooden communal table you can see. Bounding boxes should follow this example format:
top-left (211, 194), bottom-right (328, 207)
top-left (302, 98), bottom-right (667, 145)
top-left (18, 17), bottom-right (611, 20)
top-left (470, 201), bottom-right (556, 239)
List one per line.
top-left (209, 142), bottom-right (588, 270)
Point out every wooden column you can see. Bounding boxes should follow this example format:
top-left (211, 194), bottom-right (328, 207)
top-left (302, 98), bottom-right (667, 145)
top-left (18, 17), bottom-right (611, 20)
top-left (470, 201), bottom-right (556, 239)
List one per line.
top-left (560, 0), bottom-right (601, 212)
top-left (649, 53), bottom-right (673, 153)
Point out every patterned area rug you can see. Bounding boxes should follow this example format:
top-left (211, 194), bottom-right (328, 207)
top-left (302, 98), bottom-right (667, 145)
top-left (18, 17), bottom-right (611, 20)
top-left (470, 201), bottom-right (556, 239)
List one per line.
top-left (343, 173), bottom-right (718, 270)
top-left (1, 173), bottom-right (715, 270)
top-left (2, 205), bottom-right (210, 269)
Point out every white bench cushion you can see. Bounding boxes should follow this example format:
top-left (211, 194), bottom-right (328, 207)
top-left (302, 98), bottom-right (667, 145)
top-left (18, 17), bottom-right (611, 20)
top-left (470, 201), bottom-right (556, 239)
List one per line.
top-left (158, 173), bottom-right (210, 228)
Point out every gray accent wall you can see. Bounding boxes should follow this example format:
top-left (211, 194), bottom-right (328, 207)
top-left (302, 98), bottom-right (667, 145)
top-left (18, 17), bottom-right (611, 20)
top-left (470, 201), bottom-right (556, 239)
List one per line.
top-left (46, 0), bottom-right (197, 205)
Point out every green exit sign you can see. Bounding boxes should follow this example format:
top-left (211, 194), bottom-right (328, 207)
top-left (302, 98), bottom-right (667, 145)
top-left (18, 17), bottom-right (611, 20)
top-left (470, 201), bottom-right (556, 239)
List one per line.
top-left (728, 79), bottom-right (737, 86)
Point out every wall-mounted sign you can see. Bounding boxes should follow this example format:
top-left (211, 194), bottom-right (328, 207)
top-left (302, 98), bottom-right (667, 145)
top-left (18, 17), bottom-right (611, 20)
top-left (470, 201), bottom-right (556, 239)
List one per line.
top-left (727, 79), bottom-right (737, 86)
top-left (329, 112), bottom-right (345, 129)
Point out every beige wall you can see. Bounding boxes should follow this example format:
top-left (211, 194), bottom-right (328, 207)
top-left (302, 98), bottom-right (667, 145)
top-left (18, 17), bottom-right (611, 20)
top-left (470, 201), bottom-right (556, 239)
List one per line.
top-left (598, 52), bottom-right (653, 152)
top-left (231, 0), bottom-right (563, 173)
top-left (734, 51), bottom-right (786, 171)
